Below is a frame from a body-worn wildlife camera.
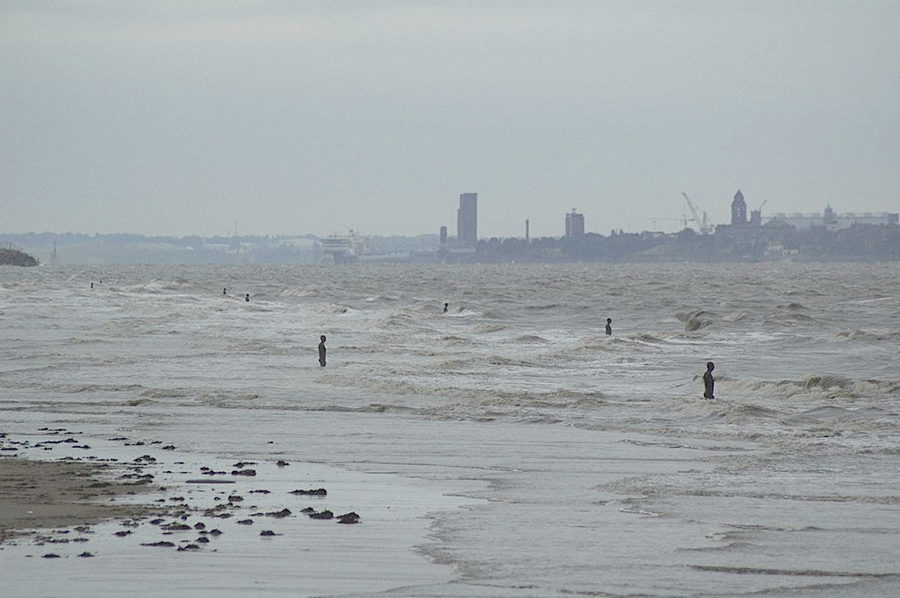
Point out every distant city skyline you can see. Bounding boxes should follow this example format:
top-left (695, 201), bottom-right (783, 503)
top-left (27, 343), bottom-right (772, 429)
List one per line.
top-left (2, 2), bottom-right (898, 238)
top-left (2, 187), bottom-right (897, 240)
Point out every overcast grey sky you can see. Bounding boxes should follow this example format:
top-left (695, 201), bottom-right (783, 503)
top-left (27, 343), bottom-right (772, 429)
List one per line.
top-left (1, 1), bottom-right (898, 238)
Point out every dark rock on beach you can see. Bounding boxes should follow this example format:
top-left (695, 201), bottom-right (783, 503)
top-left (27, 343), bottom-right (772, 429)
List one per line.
top-left (337, 512), bottom-right (361, 524)
top-left (199, 469), bottom-right (228, 476)
top-left (289, 488), bottom-right (327, 496)
top-left (308, 510), bottom-right (334, 520)
top-left (266, 508), bottom-right (292, 519)
top-left (141, 541), bottom-right (176, 547)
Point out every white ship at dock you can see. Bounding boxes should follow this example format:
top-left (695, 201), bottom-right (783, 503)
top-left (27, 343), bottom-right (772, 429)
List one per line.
top-left (320, 230), bottom-right (367, 263)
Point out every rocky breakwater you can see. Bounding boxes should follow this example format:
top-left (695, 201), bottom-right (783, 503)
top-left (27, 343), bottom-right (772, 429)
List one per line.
top-left (0, 248), bottom-right (39, 267)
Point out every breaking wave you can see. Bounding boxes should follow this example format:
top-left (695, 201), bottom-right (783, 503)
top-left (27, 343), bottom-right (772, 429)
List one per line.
top-left (473, 323), bottom-right (506, 333)
top-left (315, 303), bottom-right (355, 315)
top-left (836, 329), bottom-right (900, 342)
top-left (676, 309), bottom-right (717, 332)
top-left (512, 334), bottom-right (550, 344)
top-left (720, 375), bottom-right (900, 400)
top-left (279, 287), bottom-right (319, 298)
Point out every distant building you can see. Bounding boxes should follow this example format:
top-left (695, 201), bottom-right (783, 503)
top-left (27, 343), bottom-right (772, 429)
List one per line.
top-left (731, 190), bottom-right (747, 225)
top-left (439, 226), bottom-right (448, 246)
top-left (716, 189), bottom-right (784, 255)
top-left (525, 219), bottom-right (530, 242)
top-left (457, 193), bottom-right (477, 248)
top-left (565, 210), bottom-right (585, 238)
top-left (769, 209), bottom-right (899, 230)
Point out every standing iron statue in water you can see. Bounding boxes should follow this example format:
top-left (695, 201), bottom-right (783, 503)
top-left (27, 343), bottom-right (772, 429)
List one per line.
top-left (318, 335), bottom-right (327, 367)
top-left (703, 361), bottom-right (715, 399)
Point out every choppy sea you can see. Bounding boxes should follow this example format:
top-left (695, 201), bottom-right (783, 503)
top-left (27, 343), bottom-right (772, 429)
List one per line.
top-left (1, 262), bottom-right (899, 597)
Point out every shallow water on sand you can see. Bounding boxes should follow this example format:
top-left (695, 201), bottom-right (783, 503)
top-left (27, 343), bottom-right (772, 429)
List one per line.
top-left (1, 263), bottom-right (900, 596)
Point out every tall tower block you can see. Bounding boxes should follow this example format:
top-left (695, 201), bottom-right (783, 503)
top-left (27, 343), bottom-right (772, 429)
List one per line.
top-left (565, 209), bottom-right (585, 237)
top-left (457, 193), bottom-right (478, 248)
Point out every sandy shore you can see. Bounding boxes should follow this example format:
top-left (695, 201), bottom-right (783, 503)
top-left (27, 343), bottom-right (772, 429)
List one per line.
top-left (0, 458), bottom-right (153, 543)
top-left (0, 424), bottom-right (463, 597)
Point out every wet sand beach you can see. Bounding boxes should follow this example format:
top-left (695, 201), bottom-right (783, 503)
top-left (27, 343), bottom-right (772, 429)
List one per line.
top-left (0, 457), bottom-right (153, 543)
top-left (0, 425), bottom-right (465, 597)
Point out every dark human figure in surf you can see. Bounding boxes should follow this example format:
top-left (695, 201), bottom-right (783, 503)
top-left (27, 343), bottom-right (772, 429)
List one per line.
top-left (703, 361), bottom-right (715, 399)
top-left (443, 302), bottom-right (449, 314)
top-left (318, 335), bottom-right (327, 367)
top-left (245, 293), bottom-right (250, 302)
top-left (605, 318), bottom-right (612, 336)
top-left (223, 288), bottom-right (227, 295)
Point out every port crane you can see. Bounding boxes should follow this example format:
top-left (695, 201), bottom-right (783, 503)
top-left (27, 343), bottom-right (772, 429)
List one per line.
top-left (680, 192), bottom-right (713, 234)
